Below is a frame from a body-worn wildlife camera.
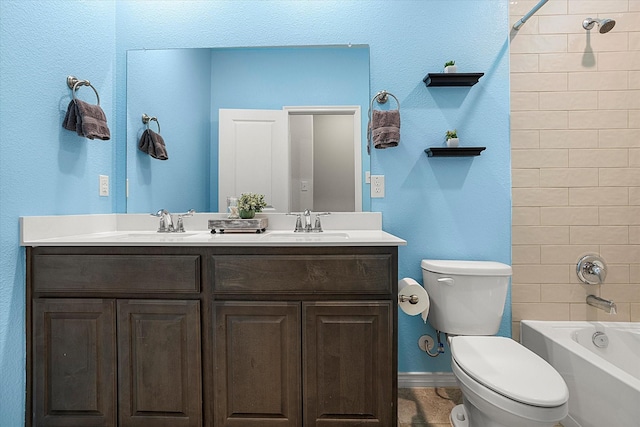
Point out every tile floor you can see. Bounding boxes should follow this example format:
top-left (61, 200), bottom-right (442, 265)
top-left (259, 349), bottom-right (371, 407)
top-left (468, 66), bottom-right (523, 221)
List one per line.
top-left (398, 387), bottom-right (462, 427)
top-left (398, 388), bottom-right (564, 427)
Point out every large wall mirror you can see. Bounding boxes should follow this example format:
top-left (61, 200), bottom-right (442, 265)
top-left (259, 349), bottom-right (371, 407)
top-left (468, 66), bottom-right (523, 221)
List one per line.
top-left (126, 45), bottom-right (371, 214)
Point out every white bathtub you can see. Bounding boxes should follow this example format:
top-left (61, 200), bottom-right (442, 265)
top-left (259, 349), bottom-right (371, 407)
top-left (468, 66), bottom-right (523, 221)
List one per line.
top-left (521, 320), bottom-right (640, 427)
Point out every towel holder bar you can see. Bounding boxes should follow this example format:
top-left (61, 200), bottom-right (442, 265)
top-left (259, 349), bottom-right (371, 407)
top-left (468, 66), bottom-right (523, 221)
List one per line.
top-left (367, 90), bottom-right (400, 154)
top-left (66, 75), bottom-right (100, 105)
top-left (142, 113), bottom-right (161, 133)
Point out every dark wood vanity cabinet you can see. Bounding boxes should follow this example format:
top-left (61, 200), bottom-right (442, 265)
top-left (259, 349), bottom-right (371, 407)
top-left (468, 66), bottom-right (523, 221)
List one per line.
top-left (28, 247), bottom-right (203, 427)
top-left (27, 245), bottom-right (397, 427)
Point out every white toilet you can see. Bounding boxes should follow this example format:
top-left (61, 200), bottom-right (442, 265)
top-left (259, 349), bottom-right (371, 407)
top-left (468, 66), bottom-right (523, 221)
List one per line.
top-left (421, 260), bottom-right (569, 427)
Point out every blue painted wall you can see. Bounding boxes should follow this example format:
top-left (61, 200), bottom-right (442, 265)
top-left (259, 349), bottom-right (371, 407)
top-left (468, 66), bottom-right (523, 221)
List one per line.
top-left (127, 48), bottom-right (212, 213)
top-left (0, 1), bottom-right (510, 424)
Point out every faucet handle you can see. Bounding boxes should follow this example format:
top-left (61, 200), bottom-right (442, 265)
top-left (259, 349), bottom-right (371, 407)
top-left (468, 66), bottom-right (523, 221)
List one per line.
top-left (151, 209), bottom-right (172, 232)
top-left (312, 212), bottom-right (330, 232)
top-left (286, 213), bottom-right (304, 232)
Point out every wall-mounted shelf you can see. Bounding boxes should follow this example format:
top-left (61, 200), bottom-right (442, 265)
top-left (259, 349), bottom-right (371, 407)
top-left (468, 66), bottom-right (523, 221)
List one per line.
top-left (423, 73), bottom-right (484, 87)
top-left (424, 147), bottom-right (486, 157)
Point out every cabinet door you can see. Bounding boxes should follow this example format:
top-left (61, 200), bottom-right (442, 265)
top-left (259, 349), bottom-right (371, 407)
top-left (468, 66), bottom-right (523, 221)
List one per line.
top-left (303, 301), bottom-right (393, 427)
top-left (117, 300), bottom-right (202, 427)
top-left (214, 301), bottom-right (301, 427)
top-left (33, 299), bottom-right (116, 427)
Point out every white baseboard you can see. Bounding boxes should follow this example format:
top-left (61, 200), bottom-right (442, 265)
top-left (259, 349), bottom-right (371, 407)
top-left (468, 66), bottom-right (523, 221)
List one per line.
top-left (398, 372), bottom-right (458, 388)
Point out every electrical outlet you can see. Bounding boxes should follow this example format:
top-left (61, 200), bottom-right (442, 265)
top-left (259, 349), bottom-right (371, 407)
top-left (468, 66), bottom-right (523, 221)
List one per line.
top-left (99, 175), bottom-right (109, 197)
top-left (370, 175), bottom-right (385, 198)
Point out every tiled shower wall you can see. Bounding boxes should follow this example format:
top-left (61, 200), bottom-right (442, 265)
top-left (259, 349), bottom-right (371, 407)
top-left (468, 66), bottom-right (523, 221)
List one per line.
top-left (509, 0), bottom-right (640, 338)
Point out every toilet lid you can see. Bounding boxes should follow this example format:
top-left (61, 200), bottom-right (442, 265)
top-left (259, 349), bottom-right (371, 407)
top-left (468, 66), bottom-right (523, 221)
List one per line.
top-left (451, 336), bottom-right (568, 407)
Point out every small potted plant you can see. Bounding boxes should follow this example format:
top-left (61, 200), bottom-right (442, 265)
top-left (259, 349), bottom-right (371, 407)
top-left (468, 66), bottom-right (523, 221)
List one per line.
top-left (445, 129), bottom-right (459, 147)
top-left (237, 193), bottom-right (267, 219)
top-left (444, 60), bottom-right (457, 73)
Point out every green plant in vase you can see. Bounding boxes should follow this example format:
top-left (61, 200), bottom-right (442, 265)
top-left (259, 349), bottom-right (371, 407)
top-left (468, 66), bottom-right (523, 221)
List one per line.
top-left (237, 193), bottom-right (267, 219)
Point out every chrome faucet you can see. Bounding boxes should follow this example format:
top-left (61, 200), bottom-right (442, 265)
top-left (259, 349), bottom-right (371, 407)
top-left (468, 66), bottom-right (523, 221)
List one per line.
top-left (586, 295), bottom-right (617, 315)
top-left (577, 254), bottom-right (607, 284)
top-left (288, 210), bottom-right (330, 232)
top-left (152, 209), bottom-right (195, 232)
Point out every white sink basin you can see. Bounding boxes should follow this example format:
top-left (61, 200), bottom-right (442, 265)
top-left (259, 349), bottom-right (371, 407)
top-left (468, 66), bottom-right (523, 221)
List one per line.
top-left (261, 231), bottom-right (350, 241)
top-left (94, 232), bottom-right (199, 241)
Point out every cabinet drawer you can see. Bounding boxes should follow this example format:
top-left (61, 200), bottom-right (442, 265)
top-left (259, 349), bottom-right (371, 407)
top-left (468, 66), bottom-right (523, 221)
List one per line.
top-left (212, 254), bottom-right (393, 295)
top-left (32, 254), bottom-right (200, 294)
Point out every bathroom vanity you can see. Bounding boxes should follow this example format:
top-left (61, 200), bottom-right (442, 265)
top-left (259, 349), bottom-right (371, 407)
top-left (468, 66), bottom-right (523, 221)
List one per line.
top-left (22, 213), bottom-right (404, 427)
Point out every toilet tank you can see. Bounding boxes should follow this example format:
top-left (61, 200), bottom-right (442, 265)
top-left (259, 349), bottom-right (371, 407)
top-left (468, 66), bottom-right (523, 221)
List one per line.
top-left (421, 260), bottom-right (512, 335)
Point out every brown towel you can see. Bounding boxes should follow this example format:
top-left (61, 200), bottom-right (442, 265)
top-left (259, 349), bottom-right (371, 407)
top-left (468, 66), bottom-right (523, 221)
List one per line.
top-left (138, 128), bottom-right (169, 160)
top-left (370, 110), bottom-right (400, 149)
top-left (62, 99), bottom-right (111, 140)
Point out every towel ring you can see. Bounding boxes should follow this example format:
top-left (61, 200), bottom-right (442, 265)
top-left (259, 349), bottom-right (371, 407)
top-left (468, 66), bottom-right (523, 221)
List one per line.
top-left (142, 113), bottom-right (161, 133)
top-left (367, 90), bottom-right (400, 154)
top-left (67, 75), bottom-right (100, 105)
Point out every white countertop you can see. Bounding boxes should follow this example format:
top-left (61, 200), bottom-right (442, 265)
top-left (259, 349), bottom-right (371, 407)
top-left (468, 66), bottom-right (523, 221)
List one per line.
top-left (20, 213), bottom-right (406, 247)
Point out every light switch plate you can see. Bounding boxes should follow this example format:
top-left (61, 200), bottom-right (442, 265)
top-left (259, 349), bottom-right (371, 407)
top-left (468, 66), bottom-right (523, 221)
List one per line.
top-left (99, 175), bottom-right (109, 197)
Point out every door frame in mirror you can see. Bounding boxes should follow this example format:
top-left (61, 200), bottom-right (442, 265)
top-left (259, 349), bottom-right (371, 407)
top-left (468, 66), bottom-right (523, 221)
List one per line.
top-left (284, 106), bottom-right (362, 212)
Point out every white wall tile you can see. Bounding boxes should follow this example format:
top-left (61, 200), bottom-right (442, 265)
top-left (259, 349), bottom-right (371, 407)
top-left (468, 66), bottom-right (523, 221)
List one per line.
top-left (512, 92), bottom-right (539, 111)
top-left (539, 15), bottom-right (589, 34)
top-left (597, 51), bottom-right (640, 71)
top-left (510, 0), bottom-right (568, 17)
top-left (540, 244), bottom-right (600, 263)
top-left (540, 129), bottom-right (598, 148)
top-left (599, 129), bottom-right (640, 148)
top-left (539, 52), bottom-right (596, 72)
top-left (512, 149), bottom-right (569, 168)
top-left (513, 225), bottom-right (570, 244)
top-left (601, 245), bottom-right (640, 263)
top-left (629, 110), bottom-right (640, 127)
top-left (568, 110), bottom-right (628, 129)
top-left (511, 54), bottom-right (540, 72)
top-left (568, 1), bottom-right (629, 14)
top-left (512, 169), bottom-right (540, 188)
top-left (512, 245), bottom-right (541, 264)
top-left (512, 72), bottom-right (568, 92)
top-left (511, 34), bottom-right (568, 54)
top-left (570, 226), bottom-right (629, 244)
top-left (540, 167), bottom-right (599, 187)
top-left (599, 168), bottom-right (640, 186)
top-left (510, 1), bottom-right (639, 329)
top-left (540, 206), bottom-right (599, 225)
top-left (569, 187), bottom-right (629, 205)
top-left (511, 130), bottom-right (541, 149)
top-left (598, 90), bottom-right (640, 109)
top-left (512, 111), bottom-right (569, 130)
top-left (513, 206), bottom-right (541, 225)
top-left (513, 188), bottom-right (569, 207)
top-left (569, 71), bottom-right (629, 90)
top-left (568, 148), bottom-right (629, 167)
top-left (600, 206), bottom-right (640, 225)
top-left (630, 149), bottom-right (640, 166)
top-left (568, 33), bottom-right (628, 53)
top-left (631, 71), bottom-right (640, 89)
top-left (539, 91), bottom-right (593, 110)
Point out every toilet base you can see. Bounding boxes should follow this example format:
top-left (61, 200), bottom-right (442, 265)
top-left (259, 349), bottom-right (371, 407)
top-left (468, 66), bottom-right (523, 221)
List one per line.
top-left (450, 404), bottom-right (469, 427)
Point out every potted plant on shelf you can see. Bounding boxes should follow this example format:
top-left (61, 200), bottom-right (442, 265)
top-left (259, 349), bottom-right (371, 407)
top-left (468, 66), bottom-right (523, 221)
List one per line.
top-left (445, 129), bottom-right (459, 147)
top-left (444, 60), bottom-right (457, 73)
top-left (237, 192), bottom-right (267, 219)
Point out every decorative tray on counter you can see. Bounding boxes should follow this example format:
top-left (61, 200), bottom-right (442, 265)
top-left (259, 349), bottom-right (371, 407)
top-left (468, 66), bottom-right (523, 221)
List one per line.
top-left (208, 218), bottom-right (268, 233)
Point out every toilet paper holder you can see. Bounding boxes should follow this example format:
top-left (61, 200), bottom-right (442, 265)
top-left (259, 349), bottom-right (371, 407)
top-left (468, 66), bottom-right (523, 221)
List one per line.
top-left (398, 294), bottom-right (420, 304)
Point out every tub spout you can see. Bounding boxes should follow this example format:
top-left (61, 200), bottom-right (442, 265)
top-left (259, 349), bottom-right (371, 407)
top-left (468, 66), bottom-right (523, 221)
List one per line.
top-left (586, 295), bottom-right (617, 315)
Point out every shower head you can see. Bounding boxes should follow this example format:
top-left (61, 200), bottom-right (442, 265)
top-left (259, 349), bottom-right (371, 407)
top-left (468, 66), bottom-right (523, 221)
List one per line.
top-left (583, 17), bottom-right (616, 34)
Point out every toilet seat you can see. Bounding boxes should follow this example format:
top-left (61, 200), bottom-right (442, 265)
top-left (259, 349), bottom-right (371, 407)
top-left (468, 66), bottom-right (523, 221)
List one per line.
top-left (450, 336), bottom-right (568, 407)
